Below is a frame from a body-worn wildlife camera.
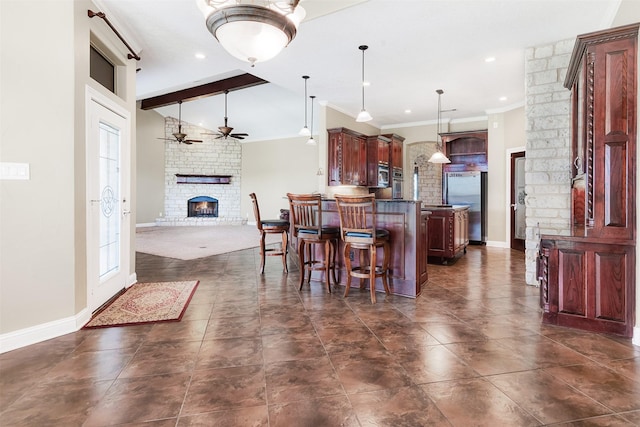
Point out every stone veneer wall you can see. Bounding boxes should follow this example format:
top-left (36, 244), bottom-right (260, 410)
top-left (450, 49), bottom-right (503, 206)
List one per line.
top-left (524, 38), bottom-right (574, 284)
top-left (159, 117), bottom-right (244, 225)
top-left (407, 142), bottom-right (444, 205)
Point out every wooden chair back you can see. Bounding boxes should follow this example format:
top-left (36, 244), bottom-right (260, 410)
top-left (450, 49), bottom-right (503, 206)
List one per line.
top-left (249, 192), bottom-right (263, 231)
top-left (335, 194), bottom-right (377, 245)
top-left (287, 193), bottom-right (324, 238)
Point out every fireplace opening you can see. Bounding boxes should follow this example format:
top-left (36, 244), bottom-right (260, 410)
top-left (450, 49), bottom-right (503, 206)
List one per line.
top-left (188, 196), bottom-right (218, 217)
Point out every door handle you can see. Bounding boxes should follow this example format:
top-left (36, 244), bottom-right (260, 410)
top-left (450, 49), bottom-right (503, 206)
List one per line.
top-left (511, 204), bottom-right (517, 211)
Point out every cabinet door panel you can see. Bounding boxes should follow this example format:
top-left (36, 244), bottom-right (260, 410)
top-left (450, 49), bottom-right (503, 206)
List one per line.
top-left (557, 249), bottom-right (586, 316)
top-left (603, 142), bottom-right (627, 228)
top-left (427, 215), bottom-right (447, 254)
top-left (594, 251), bottom-right (627, 322)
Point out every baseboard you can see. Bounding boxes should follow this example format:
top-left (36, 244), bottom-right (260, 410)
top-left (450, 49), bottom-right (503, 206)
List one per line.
top-left (128, 272), bottom-right (137, 288)
top-left (136, 223), bottom-right (157, 228)
top-left (633, 327), bottom-right (640, 347)
top-left (485, 240), bottom-right (509, 248)
top-left (0, 308), bottom-right (91, 354)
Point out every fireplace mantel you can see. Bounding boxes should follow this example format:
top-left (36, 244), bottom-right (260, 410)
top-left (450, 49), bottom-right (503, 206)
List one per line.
top-left (175, 174), bottom-right (232, 184)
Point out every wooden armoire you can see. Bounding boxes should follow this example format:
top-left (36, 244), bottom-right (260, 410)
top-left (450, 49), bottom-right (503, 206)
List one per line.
top-left (538, 23), bottom-right (638, 337)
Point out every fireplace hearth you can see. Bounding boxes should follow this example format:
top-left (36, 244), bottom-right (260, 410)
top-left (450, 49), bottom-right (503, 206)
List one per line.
top-left (188, 196), bottom-right (218, 218)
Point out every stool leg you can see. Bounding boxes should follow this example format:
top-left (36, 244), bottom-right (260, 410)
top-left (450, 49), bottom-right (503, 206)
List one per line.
top-left (330, 239), bottom-right (338, 287)
top-left (281, 230), bottom-right (288, 273)
top-left (305, 243), bottom-right (313, 284)
top-left (344, 242), bottom-right (352, 297)
top-left (324, 240), bottom-right (331, 294)
top-left (359, 249), bottom-right (367, 290)
top-left (382, 241), bottom-right (391, 295)
top-left (370, 244), bottom-right (377, 304)
top-left (259, 231), bottom-right (267, 274)
top-left (298, 239), bottom-right (306, 290)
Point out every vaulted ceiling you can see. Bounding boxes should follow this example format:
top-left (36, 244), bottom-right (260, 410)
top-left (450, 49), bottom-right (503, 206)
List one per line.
top-left (97, 0), bottom-right (620, 141)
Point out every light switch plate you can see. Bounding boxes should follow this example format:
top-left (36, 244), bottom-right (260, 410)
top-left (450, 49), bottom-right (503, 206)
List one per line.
top-left (0, 162), bottom-right (30, 180)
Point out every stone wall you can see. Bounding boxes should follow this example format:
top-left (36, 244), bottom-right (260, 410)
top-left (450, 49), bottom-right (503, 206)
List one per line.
top-left (159, 117), bottom-right (244, 225)
top-left (407, 142), bottom-right (444, 205)
top-left (524, 38), bottom-right (574, 284)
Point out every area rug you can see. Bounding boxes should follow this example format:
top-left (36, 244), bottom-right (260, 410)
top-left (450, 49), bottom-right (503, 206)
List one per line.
top-left (84, 281), bottom-right (199, 328)
top-left (136, 225), bottom-right (281, 260)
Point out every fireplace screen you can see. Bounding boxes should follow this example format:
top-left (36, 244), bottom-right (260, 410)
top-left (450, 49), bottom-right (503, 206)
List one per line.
top-left (187, 196), bottom-right (218, 217)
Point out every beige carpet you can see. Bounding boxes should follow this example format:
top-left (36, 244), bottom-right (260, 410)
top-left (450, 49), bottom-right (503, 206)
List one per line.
top-left (135, 225), bottom-right (282, 260)
top-left (84, 281), bottom-right (199, 328)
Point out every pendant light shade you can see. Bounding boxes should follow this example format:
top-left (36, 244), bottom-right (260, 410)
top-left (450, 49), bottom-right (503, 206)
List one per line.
top-left (428, 89), bottom-right (451, 164)
top-left (356, 45), bottom-right (372, 122)
top-left (306, 95), bottom-right (316, 145)
top-left (299, 75), bottom-right (311, 136)
top-left (198, 0), bottom-right (305, 67)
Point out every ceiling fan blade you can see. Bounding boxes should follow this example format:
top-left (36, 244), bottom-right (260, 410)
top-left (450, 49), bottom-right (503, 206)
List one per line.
top-left (186, 139), bottom-right (203, 143)
top-left (231, 133), bottom-right (248, 137)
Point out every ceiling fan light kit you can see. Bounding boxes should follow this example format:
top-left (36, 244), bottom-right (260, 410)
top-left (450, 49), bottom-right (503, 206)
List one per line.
top-left (356, 44), bottom-right (372, 122)
top-left (198, 0), bottom-right (305, 66)
top-left (428, 89), bottom-right (452, 164)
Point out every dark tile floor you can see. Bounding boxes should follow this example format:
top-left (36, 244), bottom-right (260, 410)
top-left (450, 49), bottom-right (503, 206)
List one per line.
top-left (1, 245), bottom-right (639, 426)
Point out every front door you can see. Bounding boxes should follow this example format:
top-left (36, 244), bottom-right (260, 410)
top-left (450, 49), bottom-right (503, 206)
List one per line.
top-left (510, 151), bottom-right (525, 251)
top-left (86, 88), bottom-right (131, 311)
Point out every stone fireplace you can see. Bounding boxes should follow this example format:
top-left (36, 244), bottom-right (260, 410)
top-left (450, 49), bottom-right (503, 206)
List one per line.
top-left (157, 117), bottom-right (245, 226)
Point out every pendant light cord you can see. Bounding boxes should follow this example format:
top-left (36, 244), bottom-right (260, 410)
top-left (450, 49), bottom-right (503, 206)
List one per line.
top-left (309, 95), bottom-right (315, 135)
top-left (303, 76), bottom-right (309, 127)
top-left (360, 45), bottom-right (367, 110)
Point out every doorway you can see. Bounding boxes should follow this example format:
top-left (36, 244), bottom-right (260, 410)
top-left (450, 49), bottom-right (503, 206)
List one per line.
top-left (510, 151), bottom-right (525, 251)
top-left (86, 87), bottom-right (132, 311)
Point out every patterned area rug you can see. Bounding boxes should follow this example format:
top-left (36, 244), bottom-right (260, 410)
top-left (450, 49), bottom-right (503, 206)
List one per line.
top-left (84, 281), bottom-right (199, 328)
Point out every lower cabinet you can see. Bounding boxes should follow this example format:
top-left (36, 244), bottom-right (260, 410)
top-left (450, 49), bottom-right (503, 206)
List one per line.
top-left (539, 237), bottom-right (635, 337)
top-left (425, 206), bottom-right (469, 261)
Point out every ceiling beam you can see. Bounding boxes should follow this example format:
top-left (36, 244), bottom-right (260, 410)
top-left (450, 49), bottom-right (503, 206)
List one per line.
top-left (139, 73), bottom-right (268, 110)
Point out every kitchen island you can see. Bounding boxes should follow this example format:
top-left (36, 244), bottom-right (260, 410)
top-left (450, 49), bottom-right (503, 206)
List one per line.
top-left (422, 205), bottom-right (470, 263)
top-left (291, 199), bottom-right (428, 298)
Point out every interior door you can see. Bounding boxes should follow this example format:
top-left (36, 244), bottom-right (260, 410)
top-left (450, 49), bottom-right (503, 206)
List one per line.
top-left (510, 151), bottom-right (525, 251)
top-left (86, 89), bottom-right (131, 311)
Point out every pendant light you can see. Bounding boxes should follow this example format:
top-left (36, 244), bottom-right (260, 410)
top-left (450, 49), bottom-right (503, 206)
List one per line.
top-left (306, 95), bottom-right (316, 145)
top-left (356, 45), bottom-right (372, 122)
top-left (428, 89), bottom-right (451, 164)
top-left (299, 75), bottom-right (311, 136)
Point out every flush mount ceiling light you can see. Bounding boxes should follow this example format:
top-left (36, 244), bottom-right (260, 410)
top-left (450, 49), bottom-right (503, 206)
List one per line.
top-left (356, 45), bottom-right (372, 122)
top-left (306, 95), bottom-right (316, 145)
top-left (197, 0), bottom-right (305, 67)
top-left (299, 75), bottom-right (311, 136)
top-left (428, 89), bottom-right (451, 164)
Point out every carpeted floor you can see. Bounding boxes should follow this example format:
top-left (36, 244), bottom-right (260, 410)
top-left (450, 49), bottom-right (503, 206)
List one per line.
top-left (135, 225), bottom-right (282, 260)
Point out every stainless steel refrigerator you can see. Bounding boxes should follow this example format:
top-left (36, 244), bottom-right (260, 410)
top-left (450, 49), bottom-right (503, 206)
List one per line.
top-left (443, 171), bottom-right (487, 244)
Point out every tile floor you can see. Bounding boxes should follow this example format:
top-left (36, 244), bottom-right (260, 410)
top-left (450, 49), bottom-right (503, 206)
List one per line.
top-left (1, 245), bottom-right (639, 426)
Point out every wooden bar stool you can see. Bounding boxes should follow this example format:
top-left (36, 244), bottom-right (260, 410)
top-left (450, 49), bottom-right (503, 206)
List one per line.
top-left (249, 193), bottom-right (289, 274)
top-left (287, 193), bottom-right (339, 293)
top-left (335, 194), bottom-right (391, 303)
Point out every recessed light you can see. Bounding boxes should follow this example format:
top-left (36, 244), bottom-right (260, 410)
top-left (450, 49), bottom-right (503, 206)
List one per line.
top-left (404, 109), bottom-right (412, 114)
top-left (499, 96), bottom-right (507, 101)
top-left (485, 56), bottom-right (496, 63)
top-left (195, 53), bottom-right (206, 59)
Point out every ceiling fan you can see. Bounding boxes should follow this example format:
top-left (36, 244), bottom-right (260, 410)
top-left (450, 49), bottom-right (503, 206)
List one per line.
top-left (158, 100), bottom-right (203, 145)
top-left (207, 90), bottom-right (249, 140)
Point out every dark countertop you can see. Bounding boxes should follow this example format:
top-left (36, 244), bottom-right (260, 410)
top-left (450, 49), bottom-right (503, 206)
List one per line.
top-left (422, 204), bottom-right (470, 211)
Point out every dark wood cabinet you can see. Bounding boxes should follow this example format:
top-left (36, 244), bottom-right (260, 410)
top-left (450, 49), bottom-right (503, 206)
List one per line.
top-left (539, 23), bottom-right (637, 337)
top-left (425, 206), bottom-right (469, 261)
top-left (441, 130), bottom-right (488, 172)
top-left (382, 133), bottom-right (405, 171)
top-left (328, 128), bottom-right (367, 186)
top-left (366, 135), bottom-right (391, 187)
top-left (418, 211), bottom-right (430, 284)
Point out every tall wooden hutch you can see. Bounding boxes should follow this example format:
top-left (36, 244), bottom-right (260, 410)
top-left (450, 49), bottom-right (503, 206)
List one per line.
top-left (538, 24), bottom-right (638, 337)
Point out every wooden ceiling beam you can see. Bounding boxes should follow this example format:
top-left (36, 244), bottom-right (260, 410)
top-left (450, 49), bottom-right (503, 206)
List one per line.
top-left (139, 73), bottom-right (268, 110)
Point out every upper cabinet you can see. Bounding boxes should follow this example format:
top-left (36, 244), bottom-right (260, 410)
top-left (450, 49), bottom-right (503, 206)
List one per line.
top-left (441, 130), bottom-right (488, 172)
top-left (366, 135), bottom-right (391, 187)
top-left (328, 127), bottom-right (368, 186)
top-left (382, 133), bottom-right (405, 171)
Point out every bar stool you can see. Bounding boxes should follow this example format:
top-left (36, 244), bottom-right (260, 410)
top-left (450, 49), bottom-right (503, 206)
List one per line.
top-left (249, 192), bottom-right (289, 274)
top-left (335, 194), bottom-right (391, 304)
top-left (287, 193), bottom-right (339, 293)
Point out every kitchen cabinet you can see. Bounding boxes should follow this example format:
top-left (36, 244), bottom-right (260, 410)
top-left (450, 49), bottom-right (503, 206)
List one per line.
top-left (366, 135), bottom-right (391, 187)
top-left (382, 133), bottom-right (405, 171)
top-left (441, 130), bottom-right (488, 172)
top-left (538, 23), bottom-right (637, 337)
top-left (418, 211), bottom-right (430, 285)
top-left (328, 128), bottom-right (367, 186)
top-left (424, 205), bottom-right (469, 262)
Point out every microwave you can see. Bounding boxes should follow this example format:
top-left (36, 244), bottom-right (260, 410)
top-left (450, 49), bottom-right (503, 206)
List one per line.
top-left (377, 164), bottom-right (389, 187)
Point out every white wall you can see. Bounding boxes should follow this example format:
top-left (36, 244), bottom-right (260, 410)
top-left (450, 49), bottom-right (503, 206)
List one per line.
top-left (136, 107), bottom-right (165, 224)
